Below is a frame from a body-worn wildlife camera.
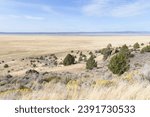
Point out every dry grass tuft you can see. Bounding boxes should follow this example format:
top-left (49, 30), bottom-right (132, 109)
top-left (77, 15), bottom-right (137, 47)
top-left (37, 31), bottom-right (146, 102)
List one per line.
top-left (1, 76), bottom-right (150, 100)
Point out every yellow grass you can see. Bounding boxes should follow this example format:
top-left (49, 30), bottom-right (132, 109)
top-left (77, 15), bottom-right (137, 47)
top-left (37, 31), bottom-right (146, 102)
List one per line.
top-left (0, 79), bottom-right (150, 100)
top-left (0, 35), bottom-right (150, 60)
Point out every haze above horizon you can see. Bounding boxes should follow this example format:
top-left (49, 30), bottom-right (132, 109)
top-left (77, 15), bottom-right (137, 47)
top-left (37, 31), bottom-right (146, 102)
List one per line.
top-left (0, 0), bottom-right (150, 32)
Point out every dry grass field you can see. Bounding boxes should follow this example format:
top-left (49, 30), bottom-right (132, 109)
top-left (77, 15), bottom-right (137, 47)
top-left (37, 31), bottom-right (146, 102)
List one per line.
top-left (0, 35), bottom-right (150, 59)
top-left (0, 35), bottom-right (150, 100)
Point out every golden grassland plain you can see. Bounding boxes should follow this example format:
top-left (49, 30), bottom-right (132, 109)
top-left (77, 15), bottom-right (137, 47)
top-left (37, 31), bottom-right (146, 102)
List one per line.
top-left (0, 35), bottom-right (150, 59)
top-left (0, 35), bottom-right (150, 100)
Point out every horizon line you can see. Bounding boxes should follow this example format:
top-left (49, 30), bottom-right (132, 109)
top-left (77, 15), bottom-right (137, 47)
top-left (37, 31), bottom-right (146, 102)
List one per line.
top-left (1, 31), bottom-right (150, 33)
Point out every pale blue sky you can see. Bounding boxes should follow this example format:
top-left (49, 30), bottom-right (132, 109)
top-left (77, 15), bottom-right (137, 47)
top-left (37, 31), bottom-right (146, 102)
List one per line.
top-left (0, 0), bottom-right (150, 32)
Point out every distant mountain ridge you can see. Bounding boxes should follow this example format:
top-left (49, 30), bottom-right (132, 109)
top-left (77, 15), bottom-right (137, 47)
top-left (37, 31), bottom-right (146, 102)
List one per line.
top-left (0, 31), bottom-right (150, 36)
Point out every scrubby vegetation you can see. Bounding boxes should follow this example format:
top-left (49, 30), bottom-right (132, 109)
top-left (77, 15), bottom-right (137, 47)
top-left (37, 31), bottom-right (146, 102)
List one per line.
top-left (78, 56), bottom-right (83, 62)
top-left (63, 54), bottom-right (75, 66)
top-left (1, 40), bottom-right (150, 100)
top-left (133, 42), bottom-right (140, 49)
top-left (119, 44), bottom-right (131, 57)
top-left (78, 53), bottom-right (87, 62)
top-left (4, 64), bottom-right (9, 68)
top-left (141, 45), bottom-right (150, 53)
top-left (33, 64), bottom-right (36, 68)
top-left (108, 53), bottom-right (130, 75)
top-left (86, 55), bottom-right (97, 70)
top-left (100, 47), bottom-right (113, 60)
top-left (1, 72), bottom-right (150, 100)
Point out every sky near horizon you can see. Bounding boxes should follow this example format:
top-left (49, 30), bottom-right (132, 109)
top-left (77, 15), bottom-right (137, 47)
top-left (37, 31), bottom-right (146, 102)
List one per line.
top-left (0, 0), bottom-right (150, 32)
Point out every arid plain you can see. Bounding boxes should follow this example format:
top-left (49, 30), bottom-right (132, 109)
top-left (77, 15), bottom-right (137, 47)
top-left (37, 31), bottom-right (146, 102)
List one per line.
top-left (1, 35), bottom-right (150, 59)
top-left (0, 35), bottom-right (150, 100)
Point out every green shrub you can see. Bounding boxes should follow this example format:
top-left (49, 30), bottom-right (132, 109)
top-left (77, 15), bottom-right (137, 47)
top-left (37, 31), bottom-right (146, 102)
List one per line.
top-left (108, 53), bottom-right (130, 75)
top-left (4, 64), bottom-right (9, 68)
top-left (33, 64), bottom-right (36, 67)
top-left (119, 44), bottom-right (130, 57)
top-left (133, 42), bottom-right (140, 49)
top-left (141, 43), bottom-right (144, 46)
top-left (86, 56), bottom-right (97, 70)
top-left (141, 45), bottom-right (150, 53)
top-left (63, 54), bottom-right (75, 66)
top-left (82, 54), bottom-right (86, 58)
